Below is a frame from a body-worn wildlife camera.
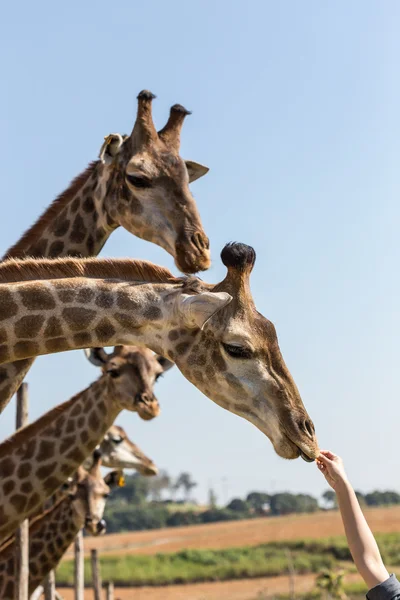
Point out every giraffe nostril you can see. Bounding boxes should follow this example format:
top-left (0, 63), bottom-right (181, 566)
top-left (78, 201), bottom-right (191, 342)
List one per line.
top-left (136, 393), bottom-right (150, 405)
top-left (191, 232), bottom-right (209, 251)
top-left (301, 419), bottom-right (315, 439)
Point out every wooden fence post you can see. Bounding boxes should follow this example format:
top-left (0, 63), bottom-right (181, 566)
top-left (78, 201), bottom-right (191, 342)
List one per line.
top-left (43, 570), bottom-right (56, 600)
top-left (15, 383), bottom-right (29, 600)
top-left (74, 531), bottom-right (84, 600)
top-left (90, 549), bottom-right (102, 600)
top-left (106, 581), bottom-right (114, 600)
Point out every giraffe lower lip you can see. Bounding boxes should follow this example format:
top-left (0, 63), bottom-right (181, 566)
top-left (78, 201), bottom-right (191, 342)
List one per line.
top-left (300, 450), bottom-right (314, 463)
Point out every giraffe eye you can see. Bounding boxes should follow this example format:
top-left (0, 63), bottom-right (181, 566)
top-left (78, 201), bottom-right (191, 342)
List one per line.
top-left (126, 174), bottom-right (152, 188)
top-left (111, 436), bottom-right (123, 444)
top-left (222, 343), bottom-right (253, 359)
top-left (107, 368), bottom-right (121, 379)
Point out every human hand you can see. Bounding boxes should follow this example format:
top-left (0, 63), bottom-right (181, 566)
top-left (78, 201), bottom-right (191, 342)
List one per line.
top-left (317, 450), bottom-right (349, 491)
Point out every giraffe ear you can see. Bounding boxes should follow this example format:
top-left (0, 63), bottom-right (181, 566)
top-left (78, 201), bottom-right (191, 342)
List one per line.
top-left (178, 292), bottom-right (232, 330)
top-left (99, 133), bottom-right (125, 165)
top-left (156, 355), bottom-right (175, 372)
top-left (185, 160), bottom-right (209, 183)
top-left (84, 348), bottom-right (110, 367)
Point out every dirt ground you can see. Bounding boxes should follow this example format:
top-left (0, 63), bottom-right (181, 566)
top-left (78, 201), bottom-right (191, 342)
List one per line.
top-left (57, 572), bottom-right (364, 600)
top-left (63, 505), bottom-right (400, 559)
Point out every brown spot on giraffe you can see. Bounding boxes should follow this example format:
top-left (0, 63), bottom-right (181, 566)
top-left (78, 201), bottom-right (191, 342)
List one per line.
top-left (37, 440), bottom-right (56, 461)
top-left (14, 315), bottom-right (45, 339)
top-left (36, 463), bottom-right (57, 480)
top-left (63, 307), bottom-right (96, 331)
top-left (143, 306), bottom-right (162, 320)
top-left (44, 316), bottom-right (64, 338)
top-left (19, 284), bottom-right (56, 310)
top-left (58, 289), bottom-right (76, 303)
top-left (14, 341), bottom-right (40, 360)
top-left (76, 287), bottom-right (95, 303)
top-left (95, 318), bottom-right (116, 342)
top-left (49, 240), bottom-right (65, 255)
top-left (17, 462), bottom-right (31, 478)
top-left (0, 290), bottom-right (18, 322)
top-left (45, 338), bottom-right (69, 353)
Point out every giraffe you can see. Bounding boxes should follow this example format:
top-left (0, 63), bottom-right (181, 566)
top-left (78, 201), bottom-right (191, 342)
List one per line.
top-left (0, 455), bottom-right (123, 599)
top-left (0, 90), bottom-right (210, 412)
top-left (0, 242), bottom-right (318, 467)
top-left (0, 343), bottom-right (173, 541)
top-left (83, 423), bottom-right (160, 471)
top-left (1, 423), bottom-right (157, 548)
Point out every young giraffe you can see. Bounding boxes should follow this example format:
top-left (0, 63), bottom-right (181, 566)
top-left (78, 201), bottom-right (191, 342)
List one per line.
top-left (0, 242), bottom-right (318, 456)
top-left (0, 90), bottom-right (210, 412)
top-left (3, 423), bottom-right (156, 545)
top-left (0, 345), bottom-right (172, 541)
top-left (0, 456), bottom-right (123, 600)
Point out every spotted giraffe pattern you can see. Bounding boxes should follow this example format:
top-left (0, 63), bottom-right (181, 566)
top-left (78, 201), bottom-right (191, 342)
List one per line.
top-left (0, 90), bottom-right (210, 412)
top-left (0, 465), bottom-right (120, 599)
top-left (0, 243), bottom-right (319, 505)
top-left (0, 344), bottom-right (171, 542)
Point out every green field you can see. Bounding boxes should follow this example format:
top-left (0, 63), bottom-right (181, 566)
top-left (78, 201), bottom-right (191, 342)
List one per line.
top-left (55, 533), bottom-right (400, 587)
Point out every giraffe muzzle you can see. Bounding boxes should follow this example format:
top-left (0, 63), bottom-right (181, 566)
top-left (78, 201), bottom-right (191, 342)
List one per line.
top-left (134, 393), bottom-right (160, 420)
top-left (175, 231), bottom-right (211, 273)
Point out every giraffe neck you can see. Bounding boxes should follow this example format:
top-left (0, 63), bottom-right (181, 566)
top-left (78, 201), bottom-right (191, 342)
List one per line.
top-left (0, 162), bottom-right (121, 413)
top-left (0, 497), bottom-right (82, 598)
top-left (4, 162), bottom-right (117, 260)
top-left (0, 278), bottom-right (179, 365)
top-left (0, 377), bottom-right (119, 542)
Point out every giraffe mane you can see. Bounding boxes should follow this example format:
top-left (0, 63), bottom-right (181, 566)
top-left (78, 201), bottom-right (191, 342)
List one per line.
top-left (3, 161), bottom-right (99, 259)
top-left (0, 256), bottom-right (179, 285)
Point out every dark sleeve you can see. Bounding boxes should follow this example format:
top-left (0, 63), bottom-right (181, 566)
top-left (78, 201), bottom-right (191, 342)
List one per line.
top-left (367, 575), bottom-right (400, 600)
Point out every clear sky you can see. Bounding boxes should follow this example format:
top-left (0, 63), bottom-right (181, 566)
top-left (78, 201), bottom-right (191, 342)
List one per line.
top-left (1, 1), bottom-right (399, 504)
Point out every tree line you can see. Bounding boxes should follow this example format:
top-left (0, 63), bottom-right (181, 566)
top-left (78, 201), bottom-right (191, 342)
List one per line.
top-left (102, 470), bottom-right (400, 534)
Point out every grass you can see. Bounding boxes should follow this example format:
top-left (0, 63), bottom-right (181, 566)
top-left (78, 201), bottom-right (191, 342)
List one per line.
top-left (56, 532), bottom-right (400, 587)
top-left (56, 544), bottom-right (335, 587)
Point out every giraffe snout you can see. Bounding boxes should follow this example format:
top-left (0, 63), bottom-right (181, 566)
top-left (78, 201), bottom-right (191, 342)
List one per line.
top-left (175, 230), bottom-right (211, 273)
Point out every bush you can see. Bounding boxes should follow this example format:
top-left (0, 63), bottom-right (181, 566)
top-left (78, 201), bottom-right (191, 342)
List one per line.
top-left (166, 511), bottom-right (201, 527)
top-left (105, 505), bottom-right (169, 533)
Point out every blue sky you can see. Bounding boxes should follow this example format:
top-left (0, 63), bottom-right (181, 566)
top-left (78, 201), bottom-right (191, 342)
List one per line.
top-left (1, 1), bottom-right (400, 504)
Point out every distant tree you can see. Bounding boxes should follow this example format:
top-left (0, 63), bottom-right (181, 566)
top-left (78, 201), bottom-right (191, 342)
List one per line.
top-left (147, 470), bottom-right (171, 502)
top-left (322, 490), bottom-right (337, 509)
top-left (269, 493), bottom-right (318, 516)
top-left (175, 472), bottom-right (198, 502)
top-left (365, 490), bottom-right (400, 507)
top-left (226, 498), bottom-right (249, 512)
top-left (295, 494), bottom-right (319, 513)
top-left (109, 473), bottom-right (150, 506)
top-left (208, 488), bottom-right (218, 509)
top-left (355, 490), bottom-right (366, 506)
top-left (270, 493), bottom-right (298, 516)
top-left (246, 492), bottom-right (270, 512)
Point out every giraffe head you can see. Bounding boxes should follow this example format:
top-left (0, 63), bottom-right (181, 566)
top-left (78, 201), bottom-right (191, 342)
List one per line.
top-left (101, 91), bottom-right (210, 274)
top-left (169, 243), bottom-right (319, 462)
top-left (71, 452), bottom-right (122, 536)
top-left (83, 425), bottom-right (158, 476)
top-left (84, 345), bottom-right (174, 421)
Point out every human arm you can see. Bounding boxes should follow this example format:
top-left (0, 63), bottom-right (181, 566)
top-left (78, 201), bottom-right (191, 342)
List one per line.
top-left (317, 451), bottom-right (389, 590)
